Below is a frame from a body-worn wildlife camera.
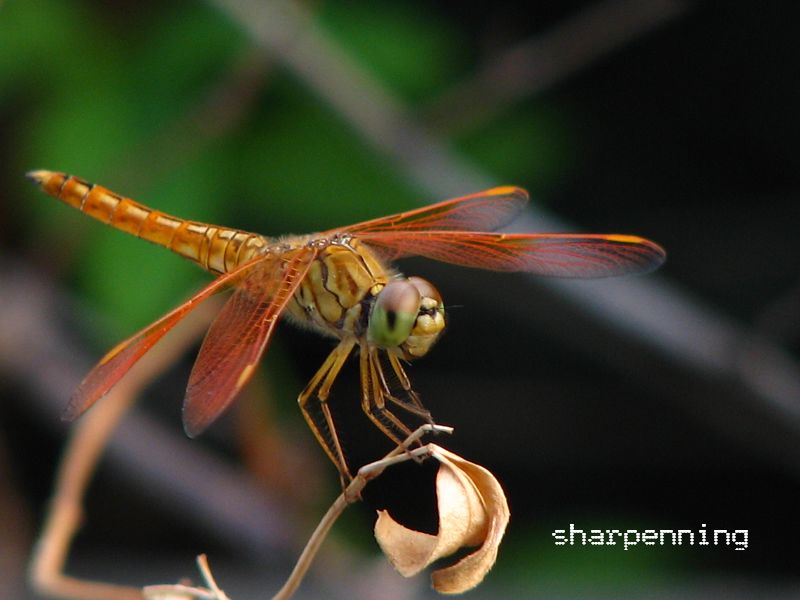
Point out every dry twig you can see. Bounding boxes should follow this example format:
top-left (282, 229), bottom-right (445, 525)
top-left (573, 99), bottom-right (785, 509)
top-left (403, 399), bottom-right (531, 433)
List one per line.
top-left (28, 302), bottom-right (219, 600)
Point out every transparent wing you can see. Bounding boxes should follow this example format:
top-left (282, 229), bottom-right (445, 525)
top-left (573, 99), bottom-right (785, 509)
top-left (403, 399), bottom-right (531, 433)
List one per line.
top-left (183, 246), bottom-right (317, 437)
top-left (63, 256), bottom-right (269, 421)
top-left (356, 231), bottom-right (666, 277)
top-left (331, 186), bottom-right (529, 234)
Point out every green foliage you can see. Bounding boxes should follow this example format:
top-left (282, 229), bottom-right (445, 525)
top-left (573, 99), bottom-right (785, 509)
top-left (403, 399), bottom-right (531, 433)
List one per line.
top-left (319, 1), bottom-right (463, 102)
top-left (235, 80), bottom-right (418, 234)
top-left (456, 104), bottom-right (571, 193)
top-left (4, 0), bottom-right (570, 350)
top-left (0, 0), bottom-right (77, 87)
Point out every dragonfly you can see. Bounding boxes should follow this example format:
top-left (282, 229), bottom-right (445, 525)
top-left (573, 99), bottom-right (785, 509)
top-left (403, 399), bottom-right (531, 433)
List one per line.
top-left (28, 170), bottom-right (665, 481)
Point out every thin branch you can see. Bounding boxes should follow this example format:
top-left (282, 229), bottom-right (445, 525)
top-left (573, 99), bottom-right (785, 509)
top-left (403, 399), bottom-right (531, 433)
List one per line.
top-left (422, 0), bottom-right (689, 135)
top-left (143, 555), bottom-right (232, 600)
top-left (139, 425), bottom-right (453, 600)
top-left (197, 555), bottom-right (231, 600)
top-left (28, 301), bottom-right (218, 600)
top-left (273, 424), bottom-right (452, 600)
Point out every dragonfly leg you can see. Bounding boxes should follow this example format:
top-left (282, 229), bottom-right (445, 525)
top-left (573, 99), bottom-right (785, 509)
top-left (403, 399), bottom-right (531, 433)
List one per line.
top-left (298, 337), bottom-right (356, 482)
top-left (359, 347), bottom-right (415, 448)
top-left (385, 352), bottom-right (434, 422)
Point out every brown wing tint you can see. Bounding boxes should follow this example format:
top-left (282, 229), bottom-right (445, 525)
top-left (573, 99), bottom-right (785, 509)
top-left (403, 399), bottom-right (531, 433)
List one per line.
top-left (334, 186), bottom-right (529, 234)
top-left (356, 231), bottom-right (666, 277)
top-left (183, 247), bottom-right (317, 437)
top-left (62, 256), bottom-right (268, 421)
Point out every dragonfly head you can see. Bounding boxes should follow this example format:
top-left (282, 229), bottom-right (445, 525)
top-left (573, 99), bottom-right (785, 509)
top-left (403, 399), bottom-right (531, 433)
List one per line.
top-left (367, 276), bottom-right (445, 359)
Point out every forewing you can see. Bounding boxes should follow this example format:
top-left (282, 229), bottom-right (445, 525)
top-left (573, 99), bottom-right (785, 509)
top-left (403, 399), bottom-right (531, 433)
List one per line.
top-left (63, 256), bottom-right (269, 421)
top-left (331, 186), bottom-right (529, 235)
top-left (183, 246), bottom-right (317, 437)
top-left (356, 231), bottom-right (666, 277)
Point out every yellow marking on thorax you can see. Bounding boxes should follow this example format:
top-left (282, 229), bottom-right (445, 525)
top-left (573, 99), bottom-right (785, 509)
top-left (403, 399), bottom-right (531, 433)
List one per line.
top-left (287, 237), bottom-right (392, 339)
top-left (307, 260), bottom-right (344, 323)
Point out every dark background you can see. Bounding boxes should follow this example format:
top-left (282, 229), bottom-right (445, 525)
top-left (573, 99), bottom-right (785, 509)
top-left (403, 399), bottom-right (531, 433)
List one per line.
top-left (1, 0), bottom-right (798, 597)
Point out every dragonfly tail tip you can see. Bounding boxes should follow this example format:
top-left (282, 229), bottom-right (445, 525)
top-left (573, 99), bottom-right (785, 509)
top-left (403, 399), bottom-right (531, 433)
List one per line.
top-left (25, 170), bottom-right (50, 185)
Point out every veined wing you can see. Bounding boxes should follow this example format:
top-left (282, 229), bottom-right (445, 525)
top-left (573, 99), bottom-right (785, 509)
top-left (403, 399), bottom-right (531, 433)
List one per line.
top-left (331, 186), bottom-right (529, 234)
top-left (355, 231), bottom-right (666, 277)
top-left (183, 246), bottom-right (318, 437)
top-left (63, 255), bottom-right (269, 421)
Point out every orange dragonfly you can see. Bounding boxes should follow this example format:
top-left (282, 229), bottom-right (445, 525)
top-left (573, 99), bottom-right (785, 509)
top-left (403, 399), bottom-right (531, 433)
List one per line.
top-left (28, 170), bottom-right (665, 480)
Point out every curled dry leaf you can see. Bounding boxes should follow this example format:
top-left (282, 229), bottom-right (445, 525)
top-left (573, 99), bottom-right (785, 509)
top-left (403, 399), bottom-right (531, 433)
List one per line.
top-left (374, 445), bottom-right (510, 594)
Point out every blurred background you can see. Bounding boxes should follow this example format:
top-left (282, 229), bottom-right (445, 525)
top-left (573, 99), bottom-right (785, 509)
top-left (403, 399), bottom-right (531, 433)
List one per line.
top-left (1, 0), bottom-right (799, 598)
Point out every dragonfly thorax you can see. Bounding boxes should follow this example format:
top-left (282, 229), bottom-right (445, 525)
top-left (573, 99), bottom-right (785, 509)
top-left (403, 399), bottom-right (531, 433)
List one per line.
top-left (284, 237), bottom-right (445, 358)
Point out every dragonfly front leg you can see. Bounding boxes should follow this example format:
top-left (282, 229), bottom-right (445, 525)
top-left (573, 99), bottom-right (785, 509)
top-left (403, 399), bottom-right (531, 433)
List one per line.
top-left (358, 347), bottom-right (416, 447)
top-left (298, 337), bottom-right (356, 483)
top-left (385, 352), bottom-right (434, 422)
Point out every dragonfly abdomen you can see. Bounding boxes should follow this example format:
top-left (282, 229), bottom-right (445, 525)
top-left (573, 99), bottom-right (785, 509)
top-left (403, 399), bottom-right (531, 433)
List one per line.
top-left (27, 170), bottom-right (266, 274)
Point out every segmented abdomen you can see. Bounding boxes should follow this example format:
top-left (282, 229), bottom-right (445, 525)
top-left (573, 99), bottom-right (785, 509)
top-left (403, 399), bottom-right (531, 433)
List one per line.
top-left (28, 170), bottom-right (266, 274)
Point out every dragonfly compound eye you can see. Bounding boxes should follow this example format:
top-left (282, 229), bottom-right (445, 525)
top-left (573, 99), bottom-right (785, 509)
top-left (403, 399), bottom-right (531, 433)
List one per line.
top-left (403, 277), bottom-right (446, 358)
top-left (407, 276), bottom-right (443, 306)
top-left (368, 280), bottom-right (422, 348)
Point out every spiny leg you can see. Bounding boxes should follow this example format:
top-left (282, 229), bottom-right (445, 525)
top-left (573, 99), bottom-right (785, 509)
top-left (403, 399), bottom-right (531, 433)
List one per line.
top-left (359, 347), bottom-right (415, 447)
top-left (385, 352), bottom-right (434, 421)
top-left (298, 337), bottom-right (356, 482)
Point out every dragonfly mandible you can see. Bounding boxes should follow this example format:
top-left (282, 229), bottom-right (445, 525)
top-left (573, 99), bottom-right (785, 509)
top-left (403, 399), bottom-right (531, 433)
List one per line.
top-left (28, 170), bottom-right (665, 480)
